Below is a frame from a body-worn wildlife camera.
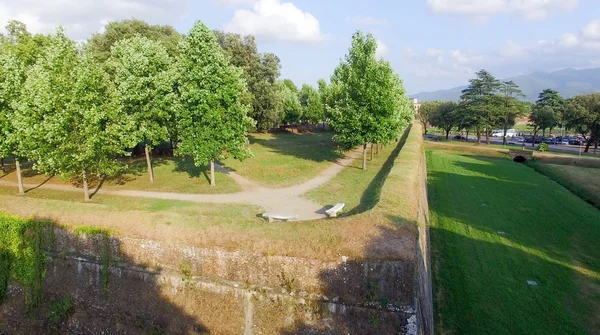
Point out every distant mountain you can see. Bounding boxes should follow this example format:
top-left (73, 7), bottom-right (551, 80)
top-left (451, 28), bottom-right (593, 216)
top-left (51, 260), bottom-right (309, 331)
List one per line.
top-left (413, 67), bottom-right (600, 102)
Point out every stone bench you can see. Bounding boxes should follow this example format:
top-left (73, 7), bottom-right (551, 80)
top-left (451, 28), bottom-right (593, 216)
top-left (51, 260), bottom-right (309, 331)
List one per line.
top-left (325, 203), bottom-right (345, 218)
top-left (262, 213), bottom-right (299, 222)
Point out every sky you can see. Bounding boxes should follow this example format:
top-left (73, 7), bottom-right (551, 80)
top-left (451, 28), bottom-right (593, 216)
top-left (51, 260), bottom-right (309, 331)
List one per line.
top-left (1, 0), bottom-right (599, 94)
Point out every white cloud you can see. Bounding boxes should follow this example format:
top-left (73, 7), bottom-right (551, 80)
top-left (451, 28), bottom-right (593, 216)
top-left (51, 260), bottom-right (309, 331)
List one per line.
top-left (225, 0), bottom-right (324, 42)
top-left (0, 0), bottom-right (187, 41)
top-left (211, 0), bottom-right (256, 7)
top-left (581, 19), bottom-right (600, 40)
top-left (427, 0), bottom-right (578, 22)
top-left (376, 39), bottom-right (388, 58)
top-left (349, 16), bottom-right (389, 27)
top-left (401, 18), bottom-right (600, 86)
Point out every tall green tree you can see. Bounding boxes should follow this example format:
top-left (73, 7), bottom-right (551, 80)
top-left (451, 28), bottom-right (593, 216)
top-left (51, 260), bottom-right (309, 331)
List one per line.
top-left (528, 106), bottom-right (557, 147)
top-left (281, 84), bottom-right (303, 125)
top-left (430, 102), bottom-right (459, 139)
top-left (176, 21), bottom-right (253, 186)
top-left (329, 31), bottom-right (412, 170)
top-left (566, 93), bottom-right (600, 153)
top-left (107, 35), bottom-right (177, 183)
top-left (214, 31), bottom-right (283, 132)
top-left (87, 19), bottom-right (182, 63)
top-left (15, 30), bottom-right (135, 200)
top-left (298, 84), bottom-right (323, 125)
top-left (530, 89), bottom-right (563, 138)
top-left (317, 78), bottom-right (330, 130)
top-left (0, 49), bottom-right (26, 194)
top-left (0, 20), bottom-right (50, 66)
top-left (418, 101), bottom-right (441, 134)
top-left (460, 69), bottom-right (502, 144)
top-left (498, 80), bottom-right (527, 145)
top-left (282, 79), bottom-right (298, 93)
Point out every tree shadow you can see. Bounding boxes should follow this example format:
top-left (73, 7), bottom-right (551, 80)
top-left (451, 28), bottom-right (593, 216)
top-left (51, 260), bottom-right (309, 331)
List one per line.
top-left (24, 176), bottom-right (54, 194)
top-left (172, 156), bottom-right (209, 179)
top-left (250, 132), bottom-right (344, 163)
top-left (346, 127), bottom-right (412, 216)
top-left (0, 217), bottom-right (208, 334)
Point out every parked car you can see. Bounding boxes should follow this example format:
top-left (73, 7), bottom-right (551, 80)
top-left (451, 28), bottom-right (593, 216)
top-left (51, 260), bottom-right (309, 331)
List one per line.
top-left (569, 139), bottom-right (582, 145)
top-left (561, 139), bottom-right (570, 145)
top-left (453, 134), bottom-right (466, 140)
top-left (542, 137), bottom-right (554, 144)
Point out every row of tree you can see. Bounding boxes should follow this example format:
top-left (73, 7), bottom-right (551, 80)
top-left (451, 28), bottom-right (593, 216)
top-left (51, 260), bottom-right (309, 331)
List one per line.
top-left (418, 70), bottom-right (600, 152)
top-left (1, 19), bottom-right (413, 200)
top-left (0, 20), bottom-right (252, 199)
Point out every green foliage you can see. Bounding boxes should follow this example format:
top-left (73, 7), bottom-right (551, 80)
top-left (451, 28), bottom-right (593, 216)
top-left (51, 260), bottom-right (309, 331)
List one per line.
top-left (298, 84), bottom-right (324, 124)
top-left (418, 101), bottom-right (440, 134)
top-left (15, 30), bottom-right (136, 182)
top-left (430, 101), bottom-right (459, 139)
top-left (0, 213), bottom-right (47, 310)
top-left (329, 30), bottom-right (412, 153)
top-left (214, 31), bottom-right (283, 132)
top-left (282, 79), bottom-right (298, 93)
top-left (529, 89), bottom-right (564, 137)
top-left (46, 295), bottom-right (73, 327)
top-left (0, 48), bottom-right (26, 159)
top-left (565, 93), bottom-right (600, 152)
top-left (179, 261), bottom-right (192, 285)
top-left (74, 226), bottom-right (111, 236)
top-left (0, 20), bottom-right (50, 66)
top-left (86, 19), bottom-right (182, 63)
top-left (281, 83), bottom-right (302, 124)
top-left (75, 226), bottom-right (111, 297)
top-left (175, 21), bottom-right (253, 168)
top-left (538, 143), bottom-right (549, 151)
top-left (108, 35), bottom-right (177, 148)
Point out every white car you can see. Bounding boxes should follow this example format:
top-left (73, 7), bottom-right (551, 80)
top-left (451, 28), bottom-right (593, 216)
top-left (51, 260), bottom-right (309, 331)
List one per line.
top-left (491, 129), bottom-right (517, 137)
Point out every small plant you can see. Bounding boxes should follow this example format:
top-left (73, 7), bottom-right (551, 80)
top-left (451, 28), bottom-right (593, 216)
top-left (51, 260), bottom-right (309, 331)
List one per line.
top-left (277, 271), bottom-right (296, 292)
top-left (537, 143), bottom-right (548, 152)
top-left (46, 295), bottom-right (73, 328)
top-left (368, 316), bottom-right (380, 328)
top-left (364, 279), bottom-right (379, 301)
top-left (180, 261), bottom-right (192, 285)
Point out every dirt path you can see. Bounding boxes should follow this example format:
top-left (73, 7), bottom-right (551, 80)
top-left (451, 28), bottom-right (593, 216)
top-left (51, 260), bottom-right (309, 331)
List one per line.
top-left (0, 152), bottom-right (358, 221)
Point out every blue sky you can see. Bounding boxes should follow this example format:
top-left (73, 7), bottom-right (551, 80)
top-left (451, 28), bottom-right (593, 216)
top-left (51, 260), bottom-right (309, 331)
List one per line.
top-left (2, 0), bottom-right (599, 94)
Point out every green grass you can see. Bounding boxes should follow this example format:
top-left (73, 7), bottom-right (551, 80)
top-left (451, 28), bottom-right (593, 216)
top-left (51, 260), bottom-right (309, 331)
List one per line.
top-left (305, 142), bottom-right (403, 214)
top-left (427, 149), bottom-right (600, 335)
top-left (221, 131), bottom-right (342, 187)
top-left (528, 161), bottom-right (600, 210)
top-left (0, 156), bottom-right (240, 194)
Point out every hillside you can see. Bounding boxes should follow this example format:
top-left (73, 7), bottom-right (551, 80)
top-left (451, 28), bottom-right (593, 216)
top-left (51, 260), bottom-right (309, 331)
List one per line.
top-left (413, 67), bottom-right (600, 102)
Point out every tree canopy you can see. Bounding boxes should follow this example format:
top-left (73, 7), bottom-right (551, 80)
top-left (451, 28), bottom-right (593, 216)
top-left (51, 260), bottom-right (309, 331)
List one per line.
top-left (176, 21), bottom-right (253, 185)
top-left (328, 30), bottom-right (412, 170)
top-left (86, 19), bottom-right (182, 63)
top-left (298, 84), bottom-right (324, 124)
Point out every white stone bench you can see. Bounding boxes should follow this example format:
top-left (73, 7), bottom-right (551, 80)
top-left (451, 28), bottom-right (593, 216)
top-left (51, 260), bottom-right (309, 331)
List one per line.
top-left (325, 203), bottom-right (345, 218)
top-left (262, 213), bottom-right (298, 222)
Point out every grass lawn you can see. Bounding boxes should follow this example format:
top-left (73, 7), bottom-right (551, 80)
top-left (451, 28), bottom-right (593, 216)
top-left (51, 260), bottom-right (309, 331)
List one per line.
top-left (427, 149), bottom-right (600, 335)
top-left (305, 141), bottom-right (403, 215)
top-left (528, 162), bottom-right (600, 210)
top-left (221, 131), bottom-right (342, 187)
top-left (0, 157), bottom-right (240, 194)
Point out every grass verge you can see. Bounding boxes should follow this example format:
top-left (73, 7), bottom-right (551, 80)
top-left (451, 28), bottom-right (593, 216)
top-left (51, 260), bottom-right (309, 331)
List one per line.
top-left (427, 149), bottom-right (600, 335)
top-left (221, 132), bottom-right (342, 187)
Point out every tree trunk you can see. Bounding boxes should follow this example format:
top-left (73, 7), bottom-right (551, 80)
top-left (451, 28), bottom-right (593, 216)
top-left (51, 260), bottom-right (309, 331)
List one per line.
top-left (584, 138), bottom-right (592, 153)
top-left (210, 160), bottom-right (215, 186)
top-left (542, 129), bottom-right (546, 137)
top-left (82, 169), bottom-right (90, 201)
top-left (476, 129), bottom-right (481, 144)
top-left (15, 159), bottom-right (24, 195)
top-left (375, 142), bottom-right (379, 154)
top-left (1, 157), bottom-right (3, 167)
top-left (486, 128), bottom-right (490, 145)
top-left (322, 121), bottom-right (325, 132)
top-left (370, 144), bottom-right (374, 161)
top-left (145, 145), bottom-right (154, 183)
top-left (422, 122), bottom-right (428, 134)
top-left (532, 130), bottom-right (537, 147)
top-left (594, 138), bottom-right (598, 154)
top-left (502, 125), bottom-right (508, 145)
top-left (466, 130), bottom-right (469, 142)
top-left (445, 129), bottom-right (450, 139)
top-left (362, 144), bottom-right (367, 170)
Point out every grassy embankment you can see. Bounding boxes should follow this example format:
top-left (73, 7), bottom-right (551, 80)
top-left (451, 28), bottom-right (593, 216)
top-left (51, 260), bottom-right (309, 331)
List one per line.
top-left (427, 148), bottom-right (600, 334)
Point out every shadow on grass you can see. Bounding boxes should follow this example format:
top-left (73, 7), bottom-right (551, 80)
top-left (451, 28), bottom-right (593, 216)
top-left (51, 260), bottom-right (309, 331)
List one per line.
top-left (0, 216), bottom-right (207, 334)
top-left (250, 131), bottom-right (344, 164)
top-left (345, 126), bottom-right (412, 216)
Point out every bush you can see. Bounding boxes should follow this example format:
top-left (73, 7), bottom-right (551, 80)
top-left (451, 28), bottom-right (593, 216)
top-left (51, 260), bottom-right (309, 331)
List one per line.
top-left (46, 295), bottom-right (73, 327)
top-left (538, 143), bottom-right (548, 152)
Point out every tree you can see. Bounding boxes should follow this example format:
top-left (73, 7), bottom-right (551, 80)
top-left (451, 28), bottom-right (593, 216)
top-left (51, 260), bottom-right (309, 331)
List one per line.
top-left (498, 80), bottom-right (527, 145)
top-left (281, 84), bottom-right (303, 125)
top-left (565, 93), bottom-right (600, 153)
top-left (528, 106), bottom-right (557, 147)
top-left (418, 101), bottom-right (440, 134)
top-left (214, 31), bottom-right (283, 132)
top-left (329, 31), bottom-right (412, 170)
top-left (534, 89), bottom-right (564, 135)
top-left (0, 20), bottom-right (50, 66)
top-left (15, 30), bottom-right (136, 200)
top-left (107, 35), bottom-right (177, 183)
top-left (176, 21), bottom-right (253, 187)
top-left (317, 78), bottom-right (330, 130)
top-left (282, 79), bottom-right (298, 93)
top-left (298, 84), bottom-right (323, 125)
top-left (0, 49), bottom-right (26, 194)
top-left (460, 69), bottom-right (502, 144)
top-left (86, 19), bottom-right (182, 63)
top-left (430, 102), bottom-right (459, 139)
